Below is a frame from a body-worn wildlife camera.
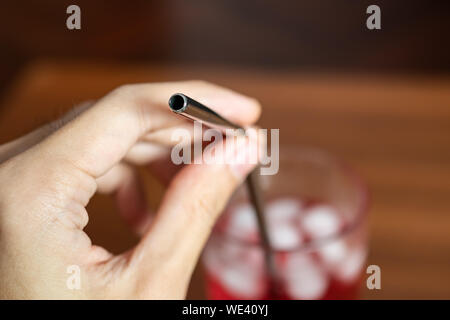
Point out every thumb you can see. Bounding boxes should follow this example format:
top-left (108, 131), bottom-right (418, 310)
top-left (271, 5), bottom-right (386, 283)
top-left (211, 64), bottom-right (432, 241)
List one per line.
top-left (129, 135), bottom-right (259, 297)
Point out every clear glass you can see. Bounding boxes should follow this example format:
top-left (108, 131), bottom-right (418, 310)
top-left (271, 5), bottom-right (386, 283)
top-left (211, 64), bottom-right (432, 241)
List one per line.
top-left (202, 146), bottom-right (369, 300)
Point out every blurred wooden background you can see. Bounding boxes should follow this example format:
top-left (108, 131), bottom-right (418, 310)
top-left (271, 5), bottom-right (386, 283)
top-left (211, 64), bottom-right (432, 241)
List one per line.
top-left (0, 61), bottom-right (449, 299)
top-left (0, 0), bottom-right (449, 299)
top-left (1, 0), bottom-right (449, 101)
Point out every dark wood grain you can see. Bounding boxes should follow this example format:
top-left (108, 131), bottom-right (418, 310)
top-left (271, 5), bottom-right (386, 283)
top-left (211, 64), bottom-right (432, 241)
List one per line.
top-left (0, 60), bottom-right (449, 299)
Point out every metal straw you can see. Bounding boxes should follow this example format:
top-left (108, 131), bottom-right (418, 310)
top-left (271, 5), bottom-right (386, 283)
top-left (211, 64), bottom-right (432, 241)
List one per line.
top-left (168, 93), bottom-right (279, 291)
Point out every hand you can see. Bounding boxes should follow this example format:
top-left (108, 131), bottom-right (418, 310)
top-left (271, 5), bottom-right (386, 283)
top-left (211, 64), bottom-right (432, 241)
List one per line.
top-left (0, 81), bottom-right (261, 299)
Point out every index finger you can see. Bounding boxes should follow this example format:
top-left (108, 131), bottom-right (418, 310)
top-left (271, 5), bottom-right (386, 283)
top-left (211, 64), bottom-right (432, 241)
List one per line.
top-left (137, 81), bottom-right (261, 125)
top-left (27, 80), bottom-right (261, 180)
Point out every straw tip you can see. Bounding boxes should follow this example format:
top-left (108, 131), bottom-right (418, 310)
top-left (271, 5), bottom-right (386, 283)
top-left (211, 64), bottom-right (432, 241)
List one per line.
top-left (168, 93), bottom-right (188, 113)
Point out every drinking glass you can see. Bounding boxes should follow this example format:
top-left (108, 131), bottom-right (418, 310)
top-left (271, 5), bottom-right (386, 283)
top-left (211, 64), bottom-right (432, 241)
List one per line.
top-left (202, 146), bottom-right (369, 300)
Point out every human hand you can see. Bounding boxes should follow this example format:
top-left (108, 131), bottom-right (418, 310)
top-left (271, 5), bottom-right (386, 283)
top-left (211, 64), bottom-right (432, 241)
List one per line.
top-left (0, 81), bottom-right (260, 299)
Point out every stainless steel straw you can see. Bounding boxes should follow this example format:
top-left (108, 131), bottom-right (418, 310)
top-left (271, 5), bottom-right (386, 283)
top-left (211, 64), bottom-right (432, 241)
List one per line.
top-left (168, 93), bottom-right (278, 292)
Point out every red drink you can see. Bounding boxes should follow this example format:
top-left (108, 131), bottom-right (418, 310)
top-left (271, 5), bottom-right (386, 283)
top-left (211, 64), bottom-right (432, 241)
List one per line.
top-left (202, 147), bottom-right (368, 300)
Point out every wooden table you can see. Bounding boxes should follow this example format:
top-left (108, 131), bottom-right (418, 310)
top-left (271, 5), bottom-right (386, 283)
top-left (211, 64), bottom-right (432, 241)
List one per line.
top-left (1, 60), bottom-right (449, 299)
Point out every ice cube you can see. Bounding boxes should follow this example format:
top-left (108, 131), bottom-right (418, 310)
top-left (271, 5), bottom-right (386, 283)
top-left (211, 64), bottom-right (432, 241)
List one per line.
top-left (318, 240), bottom-right (348, 267)
top-left (284, 253), bottom-right (328, 300)
top-left (221, 266), bottom-right (264, 298)
top-left (204, 238), bottom-right (266, 298)
top-left (302, 205), bottom-right (340, 239)
top-left (266, 198), bottom-right (302, 223)
top-left (334, 246), bottom-right (367, 283)
top-left (269, 223), bottom-right (302, 250)
top-left (228, 203), bottom-right (257, 235)
top-left (219, 248), bottom-right (265, 298)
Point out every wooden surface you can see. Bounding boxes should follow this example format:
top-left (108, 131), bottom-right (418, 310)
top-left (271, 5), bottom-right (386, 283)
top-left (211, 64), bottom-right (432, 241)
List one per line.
top-left (1, 60), bottom-right (449, 299)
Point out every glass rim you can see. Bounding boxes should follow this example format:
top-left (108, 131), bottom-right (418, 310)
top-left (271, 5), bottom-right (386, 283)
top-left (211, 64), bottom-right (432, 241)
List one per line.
top-left (212, 145), bottom-right (369, 253)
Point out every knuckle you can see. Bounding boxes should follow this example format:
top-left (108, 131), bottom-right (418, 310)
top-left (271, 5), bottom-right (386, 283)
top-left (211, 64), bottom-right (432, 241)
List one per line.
top-left (195, 197), bottom-right (214, 215)
top-left (2, 156), bottom-right (93, 228)
top-left (186, 196), bottom-right (217, 227)
top-left (49, 204), bottom-right (89, 231)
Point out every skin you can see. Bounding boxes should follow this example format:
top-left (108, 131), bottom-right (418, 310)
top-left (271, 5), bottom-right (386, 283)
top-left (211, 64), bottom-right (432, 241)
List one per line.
top-left (0, 81), bottom-right (261, 299)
